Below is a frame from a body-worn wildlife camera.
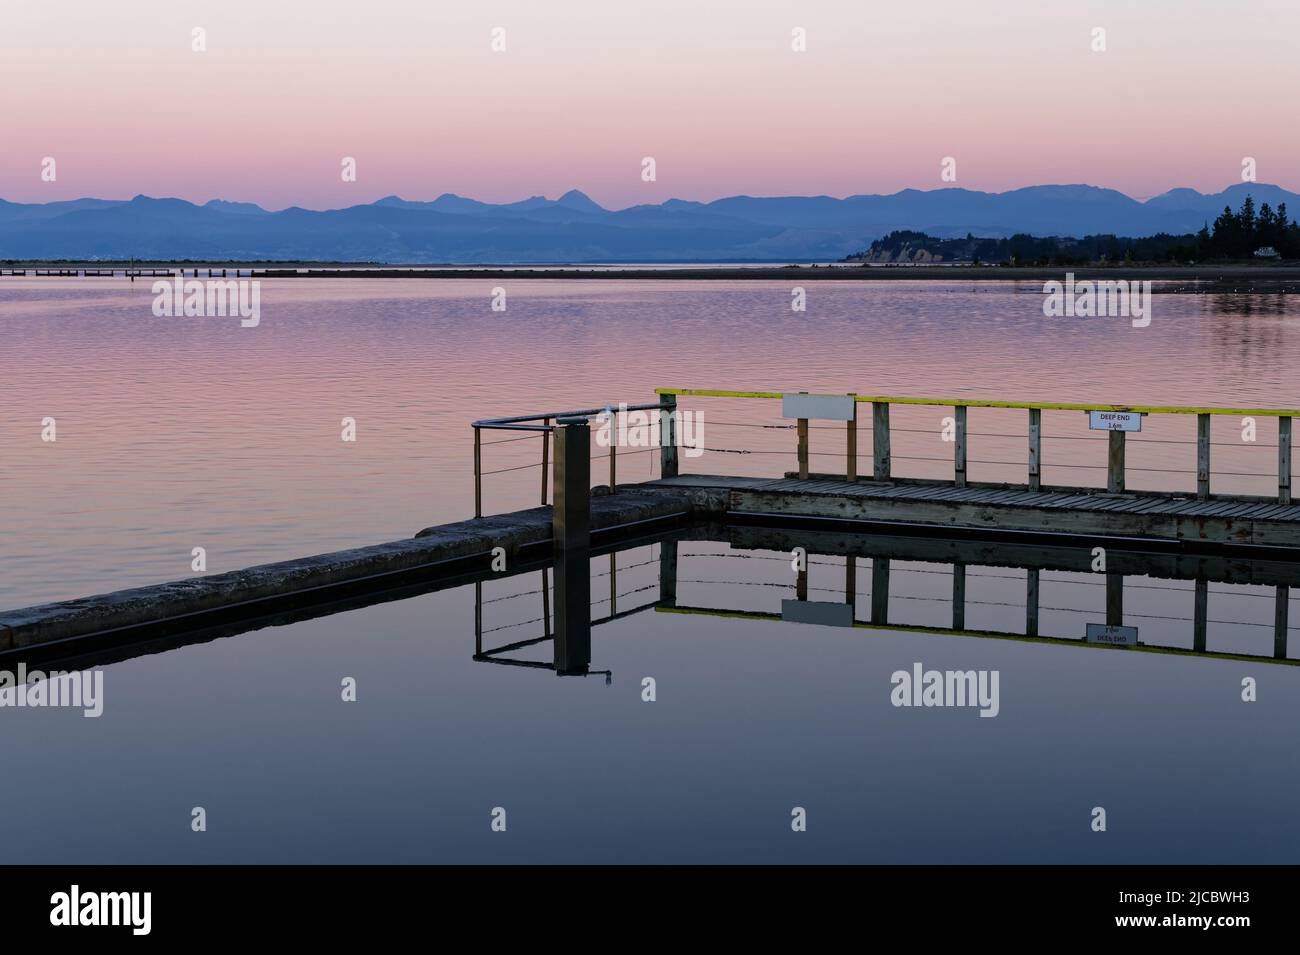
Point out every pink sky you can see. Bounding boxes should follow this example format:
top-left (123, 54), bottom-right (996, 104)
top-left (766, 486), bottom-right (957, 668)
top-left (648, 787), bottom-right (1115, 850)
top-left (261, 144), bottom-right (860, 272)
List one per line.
top-left (2, 0), bottom-right (1297, 209)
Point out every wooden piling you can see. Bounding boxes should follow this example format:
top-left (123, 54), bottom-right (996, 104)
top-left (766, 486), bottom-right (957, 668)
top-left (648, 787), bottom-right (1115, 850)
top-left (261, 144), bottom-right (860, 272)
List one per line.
top-left (797, 418), bottom-right (809, 480)
top-left (473, 427), bottom-right (482, 518)
top-left (1028, 408), bottom-right (1042, 491)
top-left (954, 405), bottom-right (967, 488)
top-left (1279, 416), bottom-right (1292, 505)
top-left (1197, 413), bottom-right (1211, 501)
top-left (1107, 431), bottom-right (1126, 493)
top-left (846, 395), bottom-right (858, 482)
top-left (872, 402), bottom-right (891, 481)
top-left (552, 418), bottom-right (591, 674)
top-left (659, 393), bottom-right (678, 479)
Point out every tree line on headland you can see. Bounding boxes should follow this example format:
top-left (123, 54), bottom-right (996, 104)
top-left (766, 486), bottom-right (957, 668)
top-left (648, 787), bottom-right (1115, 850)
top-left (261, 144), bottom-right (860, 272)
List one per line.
top-left (851, 197), bottom-right (1299, 265)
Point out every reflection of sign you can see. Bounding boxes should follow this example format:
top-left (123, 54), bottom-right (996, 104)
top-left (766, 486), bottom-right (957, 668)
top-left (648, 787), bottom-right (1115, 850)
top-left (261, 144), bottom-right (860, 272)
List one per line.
top-left (1089, 410), bottom-right (1142, 432)
top-left (782, 393), bottom-right (856, 421)
top-left (782, 599), bottom-right (855, 627)
top-left (1086, 623), bottom-right (1139, 646)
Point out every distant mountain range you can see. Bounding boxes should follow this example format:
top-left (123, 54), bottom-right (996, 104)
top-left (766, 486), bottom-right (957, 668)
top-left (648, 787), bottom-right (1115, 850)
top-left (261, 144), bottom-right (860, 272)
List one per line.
top-left (2, 183), bottom-right (1296, 263)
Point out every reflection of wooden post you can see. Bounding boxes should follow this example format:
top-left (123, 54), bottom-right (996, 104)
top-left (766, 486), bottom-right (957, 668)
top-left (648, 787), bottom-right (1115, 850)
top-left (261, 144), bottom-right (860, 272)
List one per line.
top-left (658, 541), bottom-right (677, 607)
top-left (1193, 578), bottom-right (1208, 653)
top-left (553, 419), bottom-right (591, 675)
top-left (1028, 408), bottom-right (1042, 491)
top-left (871, 558), bottom-right (890, 625)
top-left (797, 418), bottom-right (809, 480)
top-left (1026, 569), bottom-right (1039, 637)
top-left (952, 564), bottom-right (966, 631)
top-left (1197, 413), bottom-right (1211, 501)
top-left (1279, 416), bottom-right (1292, 505)
top-left (873, 403), bottom-right (891, 480)
top-left (845, 556), bottom-right (856, 615)
top-left (1107, 431), bottom-right (1126, 493)
top-left (659, 393), bottom-right (678, 479)
top-left (954, 406), bottom-right (967, 488)
top-left (846, 396), bottom-right (858, 481)
top-left (1106, 573), bottom-right (1124, 625)
top-left (542, 568), bottom-right (552, 638)
top-left (475, 580), bottom-right (482, 655)
top-left (609, 553), bottom-right (617, 616)
top-left (796, 563), bottom-right (808, 601)
top-left (1275, 586), bottom-right (1289, 660)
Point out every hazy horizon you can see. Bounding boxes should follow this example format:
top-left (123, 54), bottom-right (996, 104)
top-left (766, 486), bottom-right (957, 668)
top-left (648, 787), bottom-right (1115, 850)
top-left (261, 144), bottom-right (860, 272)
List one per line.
top-left (3, 180), bottom-right (1293, 215)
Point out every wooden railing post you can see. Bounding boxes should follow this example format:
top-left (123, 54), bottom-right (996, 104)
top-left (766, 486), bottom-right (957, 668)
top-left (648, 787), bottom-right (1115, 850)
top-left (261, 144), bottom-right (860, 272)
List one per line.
top-left (1028, 408), bottom-right (1042, 491)
top-left (540, 418), bottom-right (550, 505)
top-left (954, 405), bottom-right (967, 487)
top-left (659, 393), bottom-right (678, 479)
top-left (473, 427), bottom-right (482, 518)
top-left (1279, 416), bottom-right (1292, 505)
top-left (1107, 430), bottom-right (1126, 493)
top-left (872, 402), bottom-right (891, 481)
top-left (797, 417), bottom-right (810, 480)
top-left (609, 436), bottom-right (617, 493)
top-left (1197, 413), bottom-right (1211, 501)
top-left (846, 394), bottom-right (858, 481)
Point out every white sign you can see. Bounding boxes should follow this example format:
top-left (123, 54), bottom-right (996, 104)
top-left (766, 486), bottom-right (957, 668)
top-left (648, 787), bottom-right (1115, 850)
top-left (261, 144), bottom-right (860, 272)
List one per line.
top-left (1088, 410), bottom-right (1142, 432)
top-left (782, 393), bottom-right (856, 422)
top-left (1085, 623), bottom-right (1139, 646)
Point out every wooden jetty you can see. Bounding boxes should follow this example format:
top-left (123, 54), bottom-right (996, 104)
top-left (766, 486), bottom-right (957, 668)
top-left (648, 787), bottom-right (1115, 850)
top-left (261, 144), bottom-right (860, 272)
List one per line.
top-left (3, 388), bottom-right (1299, 671)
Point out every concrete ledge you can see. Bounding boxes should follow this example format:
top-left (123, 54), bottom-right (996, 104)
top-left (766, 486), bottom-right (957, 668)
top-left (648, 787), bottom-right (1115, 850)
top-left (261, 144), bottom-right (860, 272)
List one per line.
top-left (0, 488), bottom-right (705, 651)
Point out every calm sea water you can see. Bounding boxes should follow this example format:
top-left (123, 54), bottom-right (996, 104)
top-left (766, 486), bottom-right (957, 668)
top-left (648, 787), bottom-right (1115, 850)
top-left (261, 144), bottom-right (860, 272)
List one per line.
top-left (1, 278), bottom-right (1297, 863)
top-left (2, 277), bottom-right (1297, 607)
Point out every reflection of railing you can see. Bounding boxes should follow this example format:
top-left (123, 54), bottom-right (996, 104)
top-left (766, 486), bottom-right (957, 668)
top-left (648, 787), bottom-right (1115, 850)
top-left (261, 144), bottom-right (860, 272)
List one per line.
top-left (469, 530), bottom-right (1299, 672)
top-left (473, 551), bottom-right (662, 679)
top-left (657, 388), bottom-right (1298, 501)
top-left (472, 400), bottom-right (672, 518)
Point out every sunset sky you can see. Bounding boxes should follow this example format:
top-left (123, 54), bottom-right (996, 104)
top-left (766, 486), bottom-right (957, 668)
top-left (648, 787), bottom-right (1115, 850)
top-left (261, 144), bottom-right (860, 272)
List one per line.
top-left (2, 0), bottom-right (1296, 209)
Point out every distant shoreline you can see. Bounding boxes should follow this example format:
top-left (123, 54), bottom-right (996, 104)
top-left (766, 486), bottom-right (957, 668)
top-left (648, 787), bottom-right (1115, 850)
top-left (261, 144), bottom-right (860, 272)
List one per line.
top-left (3, 262), bottom-right (1300, 287)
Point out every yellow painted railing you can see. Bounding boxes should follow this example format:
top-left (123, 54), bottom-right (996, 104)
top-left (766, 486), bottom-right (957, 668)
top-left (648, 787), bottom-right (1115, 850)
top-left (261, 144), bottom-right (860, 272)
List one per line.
top-left (656, 388), bottom-right (1296, 503)
top-left (656, 388), bottom-right (1300, 418)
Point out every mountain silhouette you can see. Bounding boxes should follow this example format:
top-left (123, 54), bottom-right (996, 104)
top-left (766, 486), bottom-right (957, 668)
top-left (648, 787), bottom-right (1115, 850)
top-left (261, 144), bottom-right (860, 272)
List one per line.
top-left (1, 183), bottom-right (1294, 263)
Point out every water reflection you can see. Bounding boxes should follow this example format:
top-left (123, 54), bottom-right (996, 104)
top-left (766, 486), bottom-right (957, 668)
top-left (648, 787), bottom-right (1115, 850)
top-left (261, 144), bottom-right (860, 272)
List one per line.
top-left (471, 522), bottom-right (1297, 679)
top-left (12, 519), bottom-right (1296, 677)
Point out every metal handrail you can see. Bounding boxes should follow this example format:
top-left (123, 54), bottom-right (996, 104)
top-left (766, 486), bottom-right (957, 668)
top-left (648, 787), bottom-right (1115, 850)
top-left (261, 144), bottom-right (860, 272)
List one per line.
top-left (473, 401), bottom-right (674, 517)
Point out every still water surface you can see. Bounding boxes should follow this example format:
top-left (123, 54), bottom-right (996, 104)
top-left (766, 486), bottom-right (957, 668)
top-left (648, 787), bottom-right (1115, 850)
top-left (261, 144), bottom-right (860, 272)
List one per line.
top-left (2, 277), bottom-right (1297, 607)
top-left (0, 279), bottom-right (1296, 863)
